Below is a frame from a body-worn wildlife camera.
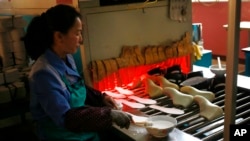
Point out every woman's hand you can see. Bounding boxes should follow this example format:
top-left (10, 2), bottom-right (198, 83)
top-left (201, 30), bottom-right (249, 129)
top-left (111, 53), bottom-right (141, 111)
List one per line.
top-left (111, 110), bottom-right (132, 129)
top-left (103, 95), bottom-right (119, 109)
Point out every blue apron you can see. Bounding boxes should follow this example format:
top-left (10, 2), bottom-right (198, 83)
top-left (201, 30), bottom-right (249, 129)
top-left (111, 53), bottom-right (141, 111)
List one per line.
top-left (39, 75), bottom-right (99, 141)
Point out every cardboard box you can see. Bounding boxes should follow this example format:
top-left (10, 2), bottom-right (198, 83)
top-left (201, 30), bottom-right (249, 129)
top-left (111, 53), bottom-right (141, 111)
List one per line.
top-left (0, 32), bottom-right (12, 42)
top-left (3, 68), bottom-right (20, 83)
top-left (0, 16), bottom-right (12, 32)
top-left (10, 28), bottom-right (25, 41)
top-left (12, 41), bottom-right (26, 53)
top-left (8, 81), bottom-right (27, 100)
top-left (0, 73), bottom-right (4, 85)
top-left (0, 85), bottom-right (11, 104)
top-left (0, 53), bottom-right (14, 68)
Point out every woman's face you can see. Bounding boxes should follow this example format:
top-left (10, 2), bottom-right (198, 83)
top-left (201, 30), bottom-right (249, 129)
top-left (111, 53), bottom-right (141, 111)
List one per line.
top-left (54, 17), bottom-right (83, 58)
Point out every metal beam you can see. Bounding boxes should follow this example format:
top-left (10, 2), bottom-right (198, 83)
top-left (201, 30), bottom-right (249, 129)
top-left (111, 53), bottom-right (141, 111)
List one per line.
top-left (224, 0), bottom-right (241, 141)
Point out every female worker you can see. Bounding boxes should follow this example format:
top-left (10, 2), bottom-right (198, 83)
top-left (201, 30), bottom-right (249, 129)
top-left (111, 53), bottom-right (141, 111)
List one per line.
top-left (22, 4), bottom-right (132, 141)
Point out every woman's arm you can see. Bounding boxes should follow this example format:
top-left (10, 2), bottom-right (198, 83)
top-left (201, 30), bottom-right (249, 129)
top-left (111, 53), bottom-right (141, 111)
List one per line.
top-left (64, 106), bottom-right (113, 132)
top-left (85, 85), bottom-right (118, 109)
top-left (64, 106), bottom-right (132, 133)
top-left (84, 85), bottom-right (105, 107)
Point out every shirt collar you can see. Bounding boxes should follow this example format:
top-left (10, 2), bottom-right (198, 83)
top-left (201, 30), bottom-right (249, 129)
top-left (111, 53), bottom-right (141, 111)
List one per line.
top-left (44, 49), bottom-right (79, 77)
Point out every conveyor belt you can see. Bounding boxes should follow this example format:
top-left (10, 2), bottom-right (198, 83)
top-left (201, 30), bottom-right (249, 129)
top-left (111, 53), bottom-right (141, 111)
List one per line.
top-left (112, 76), bottom-right (250, 141)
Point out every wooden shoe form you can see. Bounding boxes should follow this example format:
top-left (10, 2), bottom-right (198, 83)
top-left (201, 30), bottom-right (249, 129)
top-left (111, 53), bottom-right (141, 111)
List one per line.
top-left (180, 86), bottom-right (215, 102)
top-left (163, 87), bottom-right (193, 108)
top-left (193, 95), bottom-right (224, 121)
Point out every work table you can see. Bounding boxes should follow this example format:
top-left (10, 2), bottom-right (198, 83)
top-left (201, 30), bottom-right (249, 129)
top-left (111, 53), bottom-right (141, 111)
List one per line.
top-left (193, 65), bottom-right (250, 90)
top-left (112, 108), bottom-right (202, 141)
top-left (113, 124), bottom-right (202, 141)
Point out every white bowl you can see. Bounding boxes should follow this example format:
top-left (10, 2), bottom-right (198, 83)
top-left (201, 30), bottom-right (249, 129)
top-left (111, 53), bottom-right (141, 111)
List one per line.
top-left (145, 115), bottom-right (177, 138)
top-left (209, 64), bottom-right (226, 76)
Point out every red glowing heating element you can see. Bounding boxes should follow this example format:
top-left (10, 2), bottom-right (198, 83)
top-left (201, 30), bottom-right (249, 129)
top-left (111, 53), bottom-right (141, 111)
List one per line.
top-left (93, 55), bottom-right (191, 91)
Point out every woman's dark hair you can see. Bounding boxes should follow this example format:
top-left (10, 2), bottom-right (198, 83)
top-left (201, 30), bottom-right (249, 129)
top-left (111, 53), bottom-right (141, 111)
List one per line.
top-left (22, 4), bottom-right (82, 60)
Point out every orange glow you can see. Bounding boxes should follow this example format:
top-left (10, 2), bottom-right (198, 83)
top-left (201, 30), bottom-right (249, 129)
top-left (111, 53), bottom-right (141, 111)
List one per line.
top-left (93, 55), bottom-right (191, 91)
